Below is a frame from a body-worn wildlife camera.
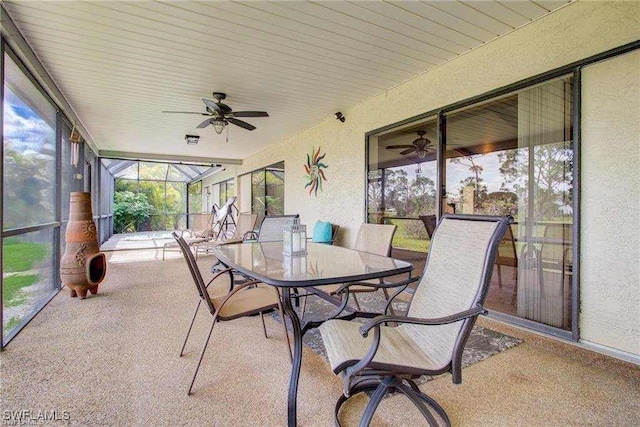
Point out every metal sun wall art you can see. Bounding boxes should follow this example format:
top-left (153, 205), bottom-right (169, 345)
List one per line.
top-left (304, 146), bottom-right (328, 196)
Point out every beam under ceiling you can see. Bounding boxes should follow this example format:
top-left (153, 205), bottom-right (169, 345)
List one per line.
top-left (98, 150), bottom-right (241, 166)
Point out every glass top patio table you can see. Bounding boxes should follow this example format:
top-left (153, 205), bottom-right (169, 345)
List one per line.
top-left (212, 241), bottom-right (414, 288)
top-left (212, 241), bottom-right (414, 427)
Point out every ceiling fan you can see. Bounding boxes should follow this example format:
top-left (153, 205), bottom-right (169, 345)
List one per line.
top-left (386, 130), bottom-right (433, 159)
top-left (162, 92), bottom-right (269, 134)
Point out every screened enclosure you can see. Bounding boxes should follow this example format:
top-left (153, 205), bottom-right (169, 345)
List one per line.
top-left (103, 159), bottom-right (220, 234)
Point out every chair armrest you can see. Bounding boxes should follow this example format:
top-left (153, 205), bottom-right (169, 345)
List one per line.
top-left (359, 305), bottom-right (487, 337)
top-left (333, 275), bottom-right (420, 294)
top-left (341, 305), bottom-right (488, 383)
top-left (217, 239), bottom-right (242, 246)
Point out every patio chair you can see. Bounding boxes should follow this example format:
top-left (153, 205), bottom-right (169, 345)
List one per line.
top-left (418, 214), bottom-right (437, 239)
top-left (162, 213), bottom-right (214, 260)
top-left (195, 212), bottom-right (258, 257)
top-left (320, 214), bottom-right (513, 426)
top-left (318, 214), bottom-right (512, 426)
top-left (495, 224), bottom-right (518, 296)
top-left (211, 214), bottom-right (300, 286)
top-left (310, 223), bottom-right (397, 313)
top-left (254, 214), bottom-right (300, 242)
top-left (173, 232), bottom-right (292, 395)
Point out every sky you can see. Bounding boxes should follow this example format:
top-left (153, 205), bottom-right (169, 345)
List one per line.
top-left (3, 88), bottom-right (56, 156)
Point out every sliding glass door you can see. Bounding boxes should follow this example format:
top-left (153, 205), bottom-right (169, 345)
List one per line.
top-left (444, 77), bottom-right (574, 330)
top-left (367, 76), bottom-right (575, 334)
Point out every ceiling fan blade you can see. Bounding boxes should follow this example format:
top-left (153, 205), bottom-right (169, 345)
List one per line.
top-left (202, 98), bottom-right (223, 114)
top-left (400, 147), bottom-right (417, 155)
top-left (385, 144), bottom-right (414, 149)
top-left (162, 111), bottom-right (209, 115)
top-left (227, 117), bottom-right (256, 131)
top-left (196, 119), bottom-right (211, 129)
top-left (228, 111), bottom-right (269, 118)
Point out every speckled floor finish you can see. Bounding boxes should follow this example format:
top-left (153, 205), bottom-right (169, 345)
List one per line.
top-left (1, 249), bottom-right (639, 426)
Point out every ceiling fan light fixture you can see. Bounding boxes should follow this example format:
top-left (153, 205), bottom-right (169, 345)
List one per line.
top-left (212, 119), bottom-right (226, 134)
top-left (417, 150), bottom-right (428, 159)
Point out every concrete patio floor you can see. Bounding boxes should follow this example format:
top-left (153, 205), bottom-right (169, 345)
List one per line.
top-left (1, 249), bottom-right (639, 426)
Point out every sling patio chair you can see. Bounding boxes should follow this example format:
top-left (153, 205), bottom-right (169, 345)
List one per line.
top-left (254, 214), bottom-right (301, 242)
top-left (319, 214), bottom-right (512, 426)
top-left (307, 223), bottom-right (398, 314)
top-left (162, 212), bottom-right (214, 260)
top-left (195, 212), bottom-right (258, 257)
top-left (173, 232), bottom-right (292, 395)
top-left (210, 214), bottom-right (300, 287)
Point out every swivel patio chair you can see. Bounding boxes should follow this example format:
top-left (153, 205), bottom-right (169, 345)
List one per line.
top-left (173, 232), bottom-right (292, 395)
top-left (319, 214), bottom-right (512, 426)
top-left (310, 223), bottom-right (397, 313)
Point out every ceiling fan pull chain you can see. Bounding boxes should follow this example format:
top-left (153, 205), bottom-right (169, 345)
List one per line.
top-left (226, 123), bottom-right (229, 142)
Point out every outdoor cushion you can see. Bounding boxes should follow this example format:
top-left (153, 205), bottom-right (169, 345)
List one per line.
top-left (312, 221), bottom-right (333, 243)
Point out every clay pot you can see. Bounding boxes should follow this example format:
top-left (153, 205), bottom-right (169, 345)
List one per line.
top-left (60, 192), bottom-right (107, 299)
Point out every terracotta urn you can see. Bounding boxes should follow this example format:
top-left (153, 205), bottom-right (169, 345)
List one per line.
top-left (60, 192), bottom-right (107, 299)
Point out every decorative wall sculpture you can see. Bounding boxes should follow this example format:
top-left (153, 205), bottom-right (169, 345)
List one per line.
top-left (304, 146), bottom-right (328, 196)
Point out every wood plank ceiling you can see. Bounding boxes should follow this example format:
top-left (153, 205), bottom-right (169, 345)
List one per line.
top-left (2, 0), bottom-right (571, 163)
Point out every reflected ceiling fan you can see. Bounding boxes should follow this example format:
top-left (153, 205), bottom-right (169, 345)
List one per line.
top-left (386, 131), bottom-right (433, 159)
top-left (162, 92), bottom-right (268, 134)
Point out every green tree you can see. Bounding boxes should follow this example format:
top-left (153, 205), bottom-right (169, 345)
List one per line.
top-left (499, 142), bottom-right (572, 219)
top-left (452, 156), bottom-right (487, 211)
top-left (384, 169), bottom-right (409, 216)
top-left (113, 191), bottom-right (155, 233)
top-left (409, 175), bottom-right (436, 216)
top-left (2, 148), bottom-right (54, 229)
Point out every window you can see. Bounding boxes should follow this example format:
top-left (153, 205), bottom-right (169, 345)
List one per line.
top-left (366, 76), bottom-right (575, 333)
top-left (367, 118), bottom-right (438, 255)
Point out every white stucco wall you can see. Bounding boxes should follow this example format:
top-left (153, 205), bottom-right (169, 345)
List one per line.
top-left (224, 0), bottom-right (640, 250)
top-left (581, 51), bottom-right (640, 358)
top-left (202, 1), bottom-right (640, 356)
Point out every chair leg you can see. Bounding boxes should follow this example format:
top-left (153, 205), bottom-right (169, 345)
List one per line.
top-left (352, 293), bottom-right (362, 311)
top-left (188, 319), bottom-right (216, 395)
top-left (260, 312), bottom-right (268, 338)
top-left (497, 264), bottom-right (503, 288)
top-left (396, 382), bottom-right (446, 427)
top-left (358, 381), bottom-right (389, 427)
top-left (382, 288), bottom-right (395, 316)
top-left (300, 291), bottom-right (308, 319)
top-left (180, 300), bottom-right (201, 356)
